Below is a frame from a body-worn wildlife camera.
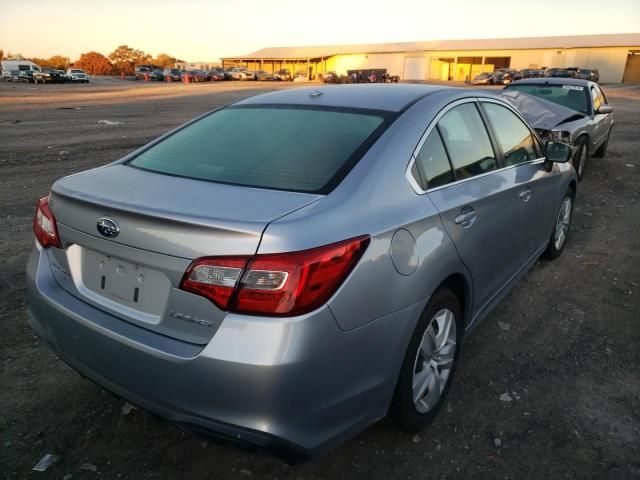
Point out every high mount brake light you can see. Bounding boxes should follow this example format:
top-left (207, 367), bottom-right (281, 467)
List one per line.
top-left (180, 236), bottom-right (370, 317)
top-left (33, 196), bottom-right (61, 248)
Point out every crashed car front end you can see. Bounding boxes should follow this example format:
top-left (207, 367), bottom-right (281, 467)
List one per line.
top-left (499, 89), bottom-right (588, 152)
top-left (535, 128), bottom-right (573, 145)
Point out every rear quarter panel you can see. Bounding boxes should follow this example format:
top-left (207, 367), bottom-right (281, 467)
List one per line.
top-left (260, 90), bottom-right (474, 332)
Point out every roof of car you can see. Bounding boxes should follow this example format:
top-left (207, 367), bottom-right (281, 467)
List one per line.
top-left (510, 78), bottom-right (594, 87)
top-left (234, 84), bottom-right (448, 112)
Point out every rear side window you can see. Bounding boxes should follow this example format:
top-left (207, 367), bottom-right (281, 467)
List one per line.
top-left (482, 103), bottom-right (539, 166)
top-left (128, 106), bottom-right (386, 193)
top-left (413, 129), bottom-right (454, 189)
top-left (437, 103), bottom-right (497, 179)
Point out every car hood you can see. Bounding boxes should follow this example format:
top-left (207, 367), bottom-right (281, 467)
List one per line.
top-left (499, 90), bottom-right (586, 131)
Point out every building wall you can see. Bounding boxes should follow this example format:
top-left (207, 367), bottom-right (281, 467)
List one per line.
top-left (421, 47), bottom-right (632, 83)
top-left (324, 46), bottom-right (635, 83)
top-left (324, 53), bottom-right (405, 76)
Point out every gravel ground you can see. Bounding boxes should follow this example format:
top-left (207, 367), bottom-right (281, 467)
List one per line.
top-left (1, 78), bottom-right (639, 479)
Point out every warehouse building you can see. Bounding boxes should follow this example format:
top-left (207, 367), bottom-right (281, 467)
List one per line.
top-left (221, 33), bottom-right (640, 83)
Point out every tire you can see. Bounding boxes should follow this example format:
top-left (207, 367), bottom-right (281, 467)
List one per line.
top-left (593, 128), bottom-right (612, 158)
top-left (572, 136), bottom-right (588, 181)
top-left (543, 189), bottom-right (574, 260)
top-left (391, 287), bottom-right (462, 432)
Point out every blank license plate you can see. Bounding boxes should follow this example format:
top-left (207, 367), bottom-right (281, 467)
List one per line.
top-left (81, 248), bottom-right (171, 316)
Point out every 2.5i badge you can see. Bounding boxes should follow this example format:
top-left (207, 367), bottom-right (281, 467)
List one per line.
top-left (169, 310), bottom-right (213, 328)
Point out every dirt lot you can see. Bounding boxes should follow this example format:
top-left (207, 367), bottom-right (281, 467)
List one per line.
top-left (1, 78), bottom-right (639, 479)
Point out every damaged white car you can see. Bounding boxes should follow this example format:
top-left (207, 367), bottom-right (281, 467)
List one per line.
top-left (502, 78), bottom-right (614, 181)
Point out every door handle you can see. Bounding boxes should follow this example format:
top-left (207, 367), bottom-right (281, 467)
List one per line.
top-left (455, 207), bottom-right (477, 227)
top-left (519, 188), bottom-right (532, 202)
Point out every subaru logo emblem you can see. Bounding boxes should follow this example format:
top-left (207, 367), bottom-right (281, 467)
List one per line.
top-left (97, 217), bottom-right (119, 238)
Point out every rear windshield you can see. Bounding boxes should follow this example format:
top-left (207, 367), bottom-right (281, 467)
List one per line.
top-left (505, 84), bottom-right (590, 114)
top-left (128, 106), bottom-right (388, 193)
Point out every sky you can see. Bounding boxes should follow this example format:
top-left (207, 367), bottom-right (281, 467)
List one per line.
top-left (1, 0), bottom-right (639, 62)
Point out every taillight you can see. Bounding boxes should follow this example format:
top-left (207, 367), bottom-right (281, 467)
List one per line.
top-left (180, 236), bottom-right (370, 317)
top-left (180, 257), bottom-right (249, 310)
top-left (33, 196), bottom-right (61, 248)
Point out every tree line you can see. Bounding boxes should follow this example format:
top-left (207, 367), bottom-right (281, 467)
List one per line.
top-left (0, 46), bottom-right (184, 75)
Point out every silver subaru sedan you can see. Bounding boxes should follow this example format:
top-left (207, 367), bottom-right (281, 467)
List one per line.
top-left (27, 84), bottom-right (577, 461)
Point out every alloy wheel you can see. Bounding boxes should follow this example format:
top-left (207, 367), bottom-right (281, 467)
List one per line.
top-left (554, 196), bottom-right (572, 250)
top-left (412, 308), bottom-right (457, 413)
top-left (577, 146), bottom-right (587, 177)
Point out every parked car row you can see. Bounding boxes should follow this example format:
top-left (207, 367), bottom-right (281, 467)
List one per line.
top-left (133, 64), bottom-right (301, 83)
top-left (1, 60), bottom-right (90, 84)
top-left (472, 67), bottom-right (600, 85)
top-left (323, 70), bottom-right (400, 84)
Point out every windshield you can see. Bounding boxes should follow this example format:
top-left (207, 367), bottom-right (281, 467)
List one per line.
top-left (128, 106), bottom-right (388, 193)
top-left (505, 83), bottom-right (590, 114)
top-left (71, 69), bottom-right (85, 73)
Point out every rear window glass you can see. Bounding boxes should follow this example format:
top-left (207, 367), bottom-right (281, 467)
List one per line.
top-left (128, 106), bottom-right (386, 193)
top-left (506, 84), bottom-right (589, 114)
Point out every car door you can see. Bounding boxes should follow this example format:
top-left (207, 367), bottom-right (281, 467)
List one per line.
top-left (589, 85), bottom-right (612, 149)
top-left (411, 99), bottom-right (521, 314)
top-left (593, 84), bottom-right (613, 144)
top-left (479, 99), bottom-right (559, 260)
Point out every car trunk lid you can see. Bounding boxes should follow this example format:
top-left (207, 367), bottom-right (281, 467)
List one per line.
top-left (46, 164), bottom-right (321, 344)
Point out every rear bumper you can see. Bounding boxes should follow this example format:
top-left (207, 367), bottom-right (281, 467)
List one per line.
top-left (26, 245), bottom-right (418, 460)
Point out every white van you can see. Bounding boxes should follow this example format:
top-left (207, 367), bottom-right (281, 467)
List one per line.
top-left (1, 60), bottom-right (41, 82)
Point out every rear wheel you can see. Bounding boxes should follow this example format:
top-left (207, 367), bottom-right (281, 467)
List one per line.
top-left (543, 189), bottom-right (574, 259)
top-left (392, 288), bottom-right (462, 432)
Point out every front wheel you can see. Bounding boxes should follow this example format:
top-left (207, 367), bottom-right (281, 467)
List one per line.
top-left (392, 288), bottom-right (462, 432)
top-left (572, 136), bottom-right (588, 181)
top-left (543, 190), bottom-right (574, 259)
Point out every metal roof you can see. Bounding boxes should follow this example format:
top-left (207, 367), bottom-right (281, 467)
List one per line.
top-left (223, 33), bottom-right (640, 60)
top-left (233, 84), bottom-right (448, 112)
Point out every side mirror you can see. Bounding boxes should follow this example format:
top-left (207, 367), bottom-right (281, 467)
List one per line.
top-left (545, 141), bottom-right (572, 163)
top-left (597, 105), bottom-right (613, 114)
